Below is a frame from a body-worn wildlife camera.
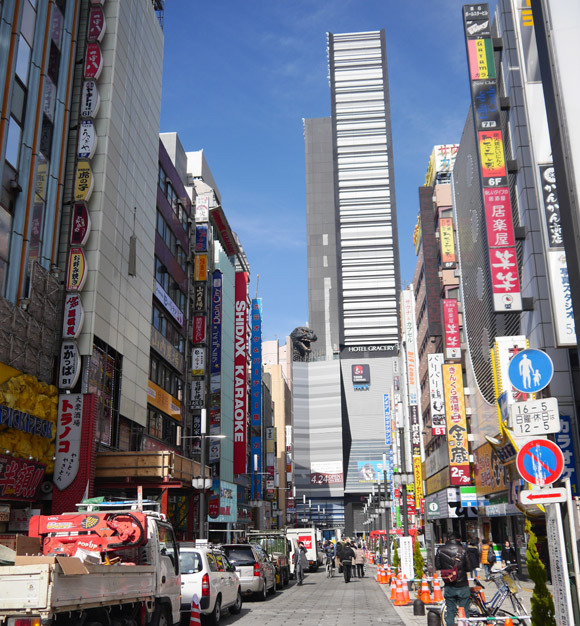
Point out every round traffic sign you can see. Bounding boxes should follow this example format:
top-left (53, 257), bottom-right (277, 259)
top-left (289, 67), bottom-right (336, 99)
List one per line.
top-left (508, 349), bottom-right (553, 393)
top-left (516, 439), bottom-right (564, 487)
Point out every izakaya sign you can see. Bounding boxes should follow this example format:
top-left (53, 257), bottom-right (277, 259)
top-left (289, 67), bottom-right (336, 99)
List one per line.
top-left (442, 364), bottom-right (471, 485)
top-left (54, 394), bottom-right (83, 490)
top-left (233, 272), bottom-right (248, 474)
top-left (443, 299), bottom-right (461, 360)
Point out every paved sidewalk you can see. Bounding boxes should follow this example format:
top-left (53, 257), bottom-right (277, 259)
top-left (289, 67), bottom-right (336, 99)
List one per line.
top-left (368, 565), bottom-right (542, 625)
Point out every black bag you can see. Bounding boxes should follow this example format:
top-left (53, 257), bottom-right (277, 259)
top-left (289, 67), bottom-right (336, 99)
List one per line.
top-left (441, 546), bottom-right (463, 583)
top-left (487, 550), bottom-right (497, 565)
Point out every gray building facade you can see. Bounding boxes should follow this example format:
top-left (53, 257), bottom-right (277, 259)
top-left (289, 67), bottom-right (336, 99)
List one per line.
top-left (297, 30), bottom-right (401, 535)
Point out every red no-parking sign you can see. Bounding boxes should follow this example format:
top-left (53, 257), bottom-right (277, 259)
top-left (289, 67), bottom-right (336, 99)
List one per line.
top-left (516, 439), bottom-right (564, 487)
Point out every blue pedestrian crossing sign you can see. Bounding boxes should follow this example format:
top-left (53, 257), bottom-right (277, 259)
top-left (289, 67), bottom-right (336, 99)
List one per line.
top-left (508, 349), bottom-right (553, 394)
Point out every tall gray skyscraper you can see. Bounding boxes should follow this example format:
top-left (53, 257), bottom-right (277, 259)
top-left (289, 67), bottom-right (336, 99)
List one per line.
top-left (296, 30), bottom-right (401, 535)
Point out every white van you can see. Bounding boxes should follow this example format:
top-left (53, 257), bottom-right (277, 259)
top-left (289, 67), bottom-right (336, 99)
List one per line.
top-left (286, 528), bottom-right (321, 571)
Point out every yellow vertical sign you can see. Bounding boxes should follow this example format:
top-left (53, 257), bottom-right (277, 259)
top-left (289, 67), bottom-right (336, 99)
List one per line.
top-left (442, 364), bottom-right (471, 486)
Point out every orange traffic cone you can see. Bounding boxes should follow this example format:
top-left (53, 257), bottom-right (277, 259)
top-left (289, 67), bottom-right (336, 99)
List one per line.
top-left (401, 574), bottom-right (410, 604)
top-left (432, 575), bottom-right (444, 603)
top-left (504, 619), bottom-right (513, 626)
top-left (394, 576), bottom-right (406, 606)
top-left (382, 565), bottom-right (389, 584)
top-left (376, 565), bottom-right (381, 582)
top-left (419, 575), bottom-right (432, 603)
top-left (189, 595), bottom-right (202, 626)
top-left (385, 563), bottom-right (391, 584)
top-left (390, 576), bottom-right (397, 600)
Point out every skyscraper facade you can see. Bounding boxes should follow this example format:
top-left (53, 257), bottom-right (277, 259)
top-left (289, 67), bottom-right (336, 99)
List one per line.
top-left (298, 30), bottom-right (400, 534)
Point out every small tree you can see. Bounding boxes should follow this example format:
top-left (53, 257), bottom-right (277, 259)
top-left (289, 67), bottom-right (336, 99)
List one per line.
top-left (414, 538), bottom-right (425, 580)
top-left (525, 519), bottom-right (556, 626)
top-left (392, 538), bottom-right (400, 571)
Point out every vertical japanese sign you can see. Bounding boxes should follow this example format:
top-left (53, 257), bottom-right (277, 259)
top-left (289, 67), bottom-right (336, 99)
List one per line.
top-left (250, 299), bottom-right (262, 427)
top-left (442, 364), bottom-right (471, 485)
top-left (234, 272), bottom-right (248, 474)
top-left (463, 3), bottom-right (522, 312)
top-left (402, 290), bottom-right (419, 407)
top-left (443, 299), bottom-right (461, 360)
top-left (210, 271), bottom-right (223, 375)
top-left (539, 165), bottom-right (576, 346)
top-left (428, 354), bottom-right (446, 436)
top-left (384, 393), bottom-right (391, 446)
top-left (554, 415), bottom-right (579, 495)
top-left (439, 218), bottom-right (456, 267)
top-left (54, 394), bottom-right (83, 490)
top-left (209, 271), bottom-right (223, 435)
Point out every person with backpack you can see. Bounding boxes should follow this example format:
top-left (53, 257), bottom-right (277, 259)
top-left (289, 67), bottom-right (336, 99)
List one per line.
top-left (480, 539), bottom-right (496, 579)
top-left (435, 532), bottom-right (480, 626)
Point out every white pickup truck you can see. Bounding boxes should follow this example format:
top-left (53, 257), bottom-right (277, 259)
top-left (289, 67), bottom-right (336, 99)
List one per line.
top-left (0, 502), bottom-right (181, 626)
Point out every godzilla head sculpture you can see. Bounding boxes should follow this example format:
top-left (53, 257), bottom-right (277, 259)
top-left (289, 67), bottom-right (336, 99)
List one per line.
top-left (290, 326), bottom-right (317, 361)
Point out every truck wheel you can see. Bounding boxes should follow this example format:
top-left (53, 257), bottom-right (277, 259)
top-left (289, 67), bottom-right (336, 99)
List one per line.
top-left (208, 595), bottom-right (221, 625)
top-left (151, 604), bottom-right (171, 626)
top-left (268, 576), bottom-right (276, 595)
top-left (283, 569), bottom-right (289, 586)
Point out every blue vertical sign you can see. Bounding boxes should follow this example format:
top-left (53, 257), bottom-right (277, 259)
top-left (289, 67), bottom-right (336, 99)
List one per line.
top-left (251, 436), bottom-right (262, 500)
top-left (555, 414), bottom-right (579, 495)
top-left (384, 393), bottom-right (391, 446)
top-left (250, 299), bottom-right (262, 500)
top-left (250, 299), bottom-right (262, 427)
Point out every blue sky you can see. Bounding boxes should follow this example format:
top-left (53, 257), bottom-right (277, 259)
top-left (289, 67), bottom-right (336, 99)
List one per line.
top-left (160, 1), bottom-right (497, 343)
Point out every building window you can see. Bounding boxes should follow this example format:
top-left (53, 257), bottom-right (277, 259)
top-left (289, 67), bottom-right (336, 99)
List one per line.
top-left (5, 117), bottom-right (22, 167)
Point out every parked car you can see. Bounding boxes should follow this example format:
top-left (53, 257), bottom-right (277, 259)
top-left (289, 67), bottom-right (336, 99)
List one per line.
top-left (179, 543), bottom-right (242, 625)
top-left (221, 543), bottom-right (277, 601)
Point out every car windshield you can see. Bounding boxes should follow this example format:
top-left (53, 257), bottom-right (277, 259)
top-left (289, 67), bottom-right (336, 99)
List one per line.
top-left (179, 551), bottom-right (203, 574)
top-left (222, 546), bottom-right (255, 565)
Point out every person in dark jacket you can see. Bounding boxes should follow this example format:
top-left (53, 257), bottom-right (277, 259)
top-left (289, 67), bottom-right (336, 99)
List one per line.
top-left (501, 540), bottom-right (517, 567)
top-left (340, 541), bottom-right (356, 583)
top-left (435, 532), bottom-right (479, 626)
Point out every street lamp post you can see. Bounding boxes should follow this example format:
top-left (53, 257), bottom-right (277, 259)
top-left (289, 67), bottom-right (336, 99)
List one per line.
top-left (182, 409), bottom-right (225, 540)
top-left (382, 453), bottom-right (392, 564)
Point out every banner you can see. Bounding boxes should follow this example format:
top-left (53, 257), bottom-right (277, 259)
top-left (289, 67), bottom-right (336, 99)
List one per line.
top-left (233, 273), bottom-right (248, 474)
top-left (250, 299), bottom-right (262, 426)
top-left (251, 436), bottom-right (261, 499)
top-left (439, 217), bottom-right (456, 267)
top-left (210, 271), bottom-right (223, 374)
top-left (54, 394), bottom-right (83, 490)
top-left (442, 364), bottom-right (471, 485)
top-left (428, 354), bottom-right (446, 435)
top-left (443, 299), bottom-right (461, 360)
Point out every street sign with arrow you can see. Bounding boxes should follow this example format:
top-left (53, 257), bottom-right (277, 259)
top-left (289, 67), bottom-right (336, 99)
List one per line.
top-left (519, 488), bottom-right (566, 505)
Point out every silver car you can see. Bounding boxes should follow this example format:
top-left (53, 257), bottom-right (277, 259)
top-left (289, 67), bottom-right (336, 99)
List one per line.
top-left (221, 544), bottom-right (276, 601)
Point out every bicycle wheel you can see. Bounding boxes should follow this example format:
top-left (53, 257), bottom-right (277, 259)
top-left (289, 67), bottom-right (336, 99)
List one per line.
top-left (440, 598), bottom-right (485, 625)
top-left (494, 595), bottom-right (530, 626)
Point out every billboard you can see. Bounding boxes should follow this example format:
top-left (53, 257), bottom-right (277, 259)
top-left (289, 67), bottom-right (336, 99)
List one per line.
top-left (310, 461), bottom-right (344, 485)
top-left (439, 217), bottom-right (456, 267)
top-left (463, 3), bottom-right (522, 312)
top-left (442, 364), bottom-right (471, 485)
top-left (357, 461), bottom-right (387, 483)
top-left (233, 272), bottom-right (248, 474)
top-left (428, 353), bottom-right (446, 436)
top-left (443, 298), bottom-right (461, 360)
top-left (352, 364), bottom-right (370, 390)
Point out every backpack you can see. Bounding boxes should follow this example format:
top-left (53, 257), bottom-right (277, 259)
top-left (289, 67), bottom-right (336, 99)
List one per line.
top-left (441, 546), bottom-right (463, 583)
top-left (487, 549), bottom-right (497, 564)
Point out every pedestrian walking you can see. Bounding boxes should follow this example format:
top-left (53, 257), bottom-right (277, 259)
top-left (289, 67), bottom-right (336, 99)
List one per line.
top-left (467, 536), bottom-right (480, 578)
top-left (335, 541), bottom-right (343, 574)
top-left (480, 539), bottom-right (491, 579)
top-left (341, 541), bottom-right (356, 583)
top-left (294, 541), bottom-right (309, 586)
top-left (435, 532), bottom-right (479, 626)
top-left (354, 544), bottom-right (366, 578)
top-left (501, 540), bottom-right (517, 568)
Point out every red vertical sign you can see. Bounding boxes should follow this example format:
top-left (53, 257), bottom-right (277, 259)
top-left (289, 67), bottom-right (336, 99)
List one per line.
top-left (233, 272), bottom-right (248, 474)
top-left (442, 299), bottom-right (461, 360)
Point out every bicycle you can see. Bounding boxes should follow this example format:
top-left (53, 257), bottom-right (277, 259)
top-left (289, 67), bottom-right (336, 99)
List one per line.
top-left (326, 555), bottom-right (335, 577)
top-left (439, 566), bottom-right (530, 625)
